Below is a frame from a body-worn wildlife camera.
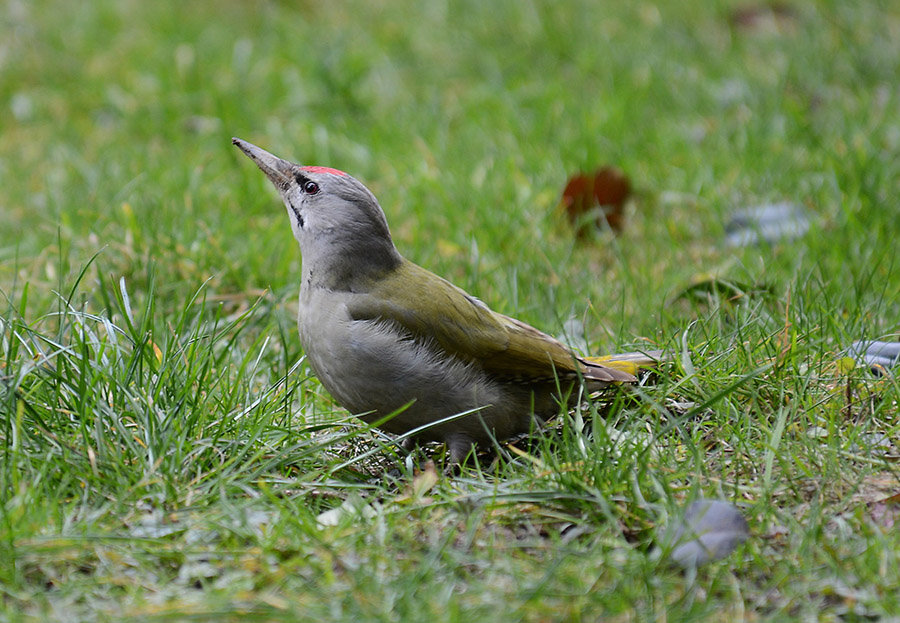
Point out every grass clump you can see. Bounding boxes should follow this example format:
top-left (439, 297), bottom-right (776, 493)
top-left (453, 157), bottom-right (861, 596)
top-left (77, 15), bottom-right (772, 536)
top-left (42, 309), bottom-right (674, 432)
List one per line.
top-left (2, 0), bottom-right (900, 620)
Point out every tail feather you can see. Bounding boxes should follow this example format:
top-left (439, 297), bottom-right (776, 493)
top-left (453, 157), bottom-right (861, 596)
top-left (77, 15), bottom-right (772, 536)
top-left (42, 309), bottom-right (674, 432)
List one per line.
top-left (585, 349), bottom-right (668, 377)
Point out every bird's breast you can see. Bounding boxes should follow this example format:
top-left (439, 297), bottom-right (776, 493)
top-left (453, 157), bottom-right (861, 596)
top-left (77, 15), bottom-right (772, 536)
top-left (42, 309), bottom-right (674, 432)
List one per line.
top-left (295, 290), bottom-right (517, 431)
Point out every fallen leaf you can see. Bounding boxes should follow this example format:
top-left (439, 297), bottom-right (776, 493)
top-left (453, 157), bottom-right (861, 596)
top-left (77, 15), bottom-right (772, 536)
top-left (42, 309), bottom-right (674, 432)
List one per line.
top-left (659, 499), bottom-right (750, 568)
top-left (725, 202), bottom-right (811, 247)
top-left (560, 166), bottom-right (632, 235)
top-left (316, 495), bottom-right (377, 527)
top-left (394, 461), bottom-right (439, 504)
top-left (836, 356), bottom-right (857, 375)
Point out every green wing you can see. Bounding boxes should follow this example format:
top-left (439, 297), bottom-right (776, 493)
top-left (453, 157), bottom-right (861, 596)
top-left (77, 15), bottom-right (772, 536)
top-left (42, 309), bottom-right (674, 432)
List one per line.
top-left (346, 259), bottom-right (624, 381)
top-left (347, 259), bottom-right (510, 360)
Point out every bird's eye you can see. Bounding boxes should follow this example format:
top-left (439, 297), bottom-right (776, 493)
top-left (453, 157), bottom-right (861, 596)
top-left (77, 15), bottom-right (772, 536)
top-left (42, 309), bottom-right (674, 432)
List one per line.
top-left (303, 180), bottom-right (320, 195)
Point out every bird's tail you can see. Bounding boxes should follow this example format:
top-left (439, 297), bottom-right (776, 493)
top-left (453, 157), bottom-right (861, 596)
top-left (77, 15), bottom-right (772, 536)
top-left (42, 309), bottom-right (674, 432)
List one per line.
top-left (585, 349), bottom-right (668, 377)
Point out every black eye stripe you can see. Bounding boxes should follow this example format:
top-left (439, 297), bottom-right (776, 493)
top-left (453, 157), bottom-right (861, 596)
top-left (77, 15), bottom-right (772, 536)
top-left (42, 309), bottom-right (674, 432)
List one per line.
top-left (294, 172), bottom-right (320, 195)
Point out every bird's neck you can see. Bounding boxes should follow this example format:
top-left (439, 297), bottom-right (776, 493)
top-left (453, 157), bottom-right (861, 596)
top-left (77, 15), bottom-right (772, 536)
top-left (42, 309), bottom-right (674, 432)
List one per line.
top-left (300, 236), bottom-right (403, 293)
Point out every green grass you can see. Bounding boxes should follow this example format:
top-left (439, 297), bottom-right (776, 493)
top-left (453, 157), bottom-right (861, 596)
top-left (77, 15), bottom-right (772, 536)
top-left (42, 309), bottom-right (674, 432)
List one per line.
top-left (3, 0), bottom-right (900, 620)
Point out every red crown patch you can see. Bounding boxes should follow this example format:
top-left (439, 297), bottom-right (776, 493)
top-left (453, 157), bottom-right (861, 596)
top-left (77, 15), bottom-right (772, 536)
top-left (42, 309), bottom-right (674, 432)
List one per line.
top-left (301, 166), bottom-right (348, 177)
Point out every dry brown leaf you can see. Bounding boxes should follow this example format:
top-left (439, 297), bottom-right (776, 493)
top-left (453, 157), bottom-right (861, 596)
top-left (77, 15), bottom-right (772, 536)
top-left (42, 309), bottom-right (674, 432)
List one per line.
top-left (560, 166), bottom-right (632, 236)
top-left (394, 461), bottom-right (439, 504)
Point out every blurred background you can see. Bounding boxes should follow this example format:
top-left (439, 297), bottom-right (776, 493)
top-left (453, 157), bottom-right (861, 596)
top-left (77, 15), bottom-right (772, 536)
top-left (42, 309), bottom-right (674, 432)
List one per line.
top-left (4, 0), bottom-right (897, 345)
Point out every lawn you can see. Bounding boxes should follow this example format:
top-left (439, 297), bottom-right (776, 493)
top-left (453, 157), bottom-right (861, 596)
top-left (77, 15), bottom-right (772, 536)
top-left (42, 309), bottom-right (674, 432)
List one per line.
top-left (2, 0), bottom-right (900, 620)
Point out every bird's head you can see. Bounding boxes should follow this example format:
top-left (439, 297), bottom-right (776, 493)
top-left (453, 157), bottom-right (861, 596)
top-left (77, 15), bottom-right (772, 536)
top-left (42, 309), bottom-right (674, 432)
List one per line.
top-left (233, 138), bottom-right (401, 288)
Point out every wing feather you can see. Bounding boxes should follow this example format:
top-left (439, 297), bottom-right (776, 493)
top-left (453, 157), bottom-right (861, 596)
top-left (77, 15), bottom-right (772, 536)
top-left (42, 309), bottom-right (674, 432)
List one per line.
top-left (347, 259), bottom-right (635, 383)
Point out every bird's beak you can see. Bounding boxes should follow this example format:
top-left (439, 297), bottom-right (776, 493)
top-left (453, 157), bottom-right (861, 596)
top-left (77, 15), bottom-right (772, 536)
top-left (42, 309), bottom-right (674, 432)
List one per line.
top-left (232, 138), bottom-right (295, 190)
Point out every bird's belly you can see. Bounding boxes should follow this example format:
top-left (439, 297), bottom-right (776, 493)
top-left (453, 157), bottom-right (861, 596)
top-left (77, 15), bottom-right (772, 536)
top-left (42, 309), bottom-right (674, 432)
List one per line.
top-left (299, 314), bottom-right (532, 441)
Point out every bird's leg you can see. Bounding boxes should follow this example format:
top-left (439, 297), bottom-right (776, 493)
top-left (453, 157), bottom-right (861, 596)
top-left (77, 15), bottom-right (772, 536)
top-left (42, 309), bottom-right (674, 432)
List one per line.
top-left (400, 436), bottom-right (418, 453)
top-left (445, 433), bottom-right (477, 468)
